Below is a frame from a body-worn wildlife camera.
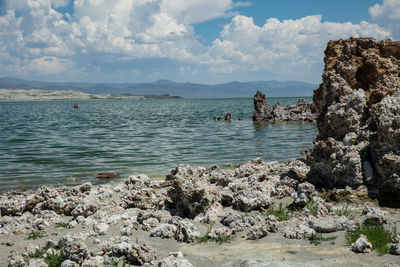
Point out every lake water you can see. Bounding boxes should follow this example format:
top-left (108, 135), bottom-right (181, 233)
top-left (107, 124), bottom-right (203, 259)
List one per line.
top-left (0, 97), bottom-right (317, 189)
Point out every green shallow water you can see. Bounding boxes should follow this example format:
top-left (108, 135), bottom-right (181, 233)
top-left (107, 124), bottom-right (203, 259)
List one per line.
top-left (0, 97), bottom-right (317, 189)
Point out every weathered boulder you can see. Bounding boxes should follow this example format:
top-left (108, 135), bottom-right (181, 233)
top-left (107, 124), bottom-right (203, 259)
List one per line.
top-left (166, 165), bottom-right (220, 218)
top-left (308, 216), bottom-right (352, 233)
top-left (307, 38), bottom-right (400, 206)
top-left (246, 224), bottom-right (269, 240)
top-left (253, 90), bottom-right (315, 122)
top-left (150, 223), bottom-right (177, 239)
top-left (352, 234), bottom-right (373, 253)
top-left (126, 243), bottom-right (157, 265)
top-left (125, 174), bottom-right (150, 190)
top-left (208, 227), bottom-right (234, 239)
top-left (284, 224), bottom-right (315, 239)
top-left (158, 252), bottom-right (193, 267)
top-left (174, 219), bottom-right (200, 243)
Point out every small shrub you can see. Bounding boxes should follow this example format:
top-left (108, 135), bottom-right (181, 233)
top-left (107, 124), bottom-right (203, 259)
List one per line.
top-left (287, 250), bottom-right (297, 254)
top-left (196, 223), bottom-right (232, 244)
top-left (265, 203), bottom-right (291, 221)
top-left (211, 234), bottom-right (233, 244)
top-left (308, 232), bottom-right (336, 246)
top-left (336, 204), bottom-right (355, 220)
top-left (28, 249), bottom-right (45, 259)
top-left (345, 225), bottom-right (396, 254)
top-left (45, 249), bottom-right (69, 267)
top-left (306, 198), bottom-right (318, 217)
top-left (197, 224), bottom-right (213, 243)
top-left (27, 231), bottom-right (45, 240)
top-left (55, 222), bottom-right (71, 229)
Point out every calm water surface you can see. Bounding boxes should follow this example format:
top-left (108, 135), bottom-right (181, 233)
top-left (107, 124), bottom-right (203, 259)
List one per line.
top-left (0, 97), bottom-right (316, 189)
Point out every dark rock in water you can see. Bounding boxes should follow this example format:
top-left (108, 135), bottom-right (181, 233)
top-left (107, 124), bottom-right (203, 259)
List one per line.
top-left (214, 112), bottom-right (232, 121)
top-left (96, 172), bottom-right (119, 179)
top-left (252, 90), bottom-right (315, 122)
top-left (306, 37), bottom-right (400, 206)
top-left (73, 103), bottom-right (80, 108)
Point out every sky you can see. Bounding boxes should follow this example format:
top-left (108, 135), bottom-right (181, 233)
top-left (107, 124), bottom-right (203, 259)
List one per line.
top-left (0, 0), bottom-right (399, 85)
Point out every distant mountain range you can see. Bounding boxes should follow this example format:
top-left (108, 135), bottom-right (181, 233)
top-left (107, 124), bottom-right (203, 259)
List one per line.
top-left (0, 76), bottom-right (317, 98)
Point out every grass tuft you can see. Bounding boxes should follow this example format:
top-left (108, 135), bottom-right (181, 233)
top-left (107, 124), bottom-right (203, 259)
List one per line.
top-left (308, 232), bottom-right (337, 246)
top-left (345, 225), bottom-right (396, 254)
top-left (211, 234), bottom-right (233, 244)
top-left (45, 249), bottom-right (69, 267)
top-left (336, 204), bottom-right (355, 220)
top-left (265, 203), bottom-right (292, 221)
top-left (306, 198), bottom-right (318, 217)
top-left (27, 230), bottom-right (45, 240)
top-left (55, 222), bottom-right (72, 229)
top-left (28, 249), bottom-right (45, 259)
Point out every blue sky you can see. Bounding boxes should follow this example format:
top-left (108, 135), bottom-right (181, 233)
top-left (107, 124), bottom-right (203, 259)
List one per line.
top-left (0, 0), bottom-right (398, 85)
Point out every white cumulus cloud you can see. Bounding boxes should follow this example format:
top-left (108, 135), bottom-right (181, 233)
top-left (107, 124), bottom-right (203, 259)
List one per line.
top-left (204, 15), bottom-right (391, 74)
top-left (369, 0), bottom-right (400, 39)
top-left (0, 0), bottom-right (398, 81)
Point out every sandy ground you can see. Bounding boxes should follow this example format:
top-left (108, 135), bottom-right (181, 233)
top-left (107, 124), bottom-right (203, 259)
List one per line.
top-left (1, 212), bottom-right (400, 267)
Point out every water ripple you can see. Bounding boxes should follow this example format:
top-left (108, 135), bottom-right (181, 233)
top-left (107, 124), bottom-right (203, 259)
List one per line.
top-left (0, 97), bottom-right (317, 189)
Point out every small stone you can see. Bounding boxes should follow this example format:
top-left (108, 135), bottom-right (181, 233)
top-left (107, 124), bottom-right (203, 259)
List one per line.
top-left (390, 242), bottom-right (400, 255)
top-left (126, 243), bottom-right (157, 265)
top-left (81, 256), bottom-right (104, 267)
top-left (150, 224), bottom-right (177, 239)
top-left (284, 225), bottom-right (315, 239)
top-left (308, 216), bottom-right (350, 233)
top-left (28, 258), bottom-right (47, 267)
top-left (7, 256), bottom-right (26, 267)
top-left (158, 252), bottom-right (193, 267)
top-left (125, 174), bottom-right (150, 189)
top-left (174, 220), bottom-right (200, 243)
top-left (352, 234), bottom-right (373, 253)
top-left (142, 217), bottom-right (160, 231)
top-left (112, 241), bottom-right (131, 256)
top-left (363, 207), bottom-right (387, 225)
top-left (246, 224), bottom-right (268, 240)
top-left (208, 227), bottom-right (234, 239)
top-left (94, 222), bottom-right (109, 235)
top-left (60, 260), bottom-right (78, 267)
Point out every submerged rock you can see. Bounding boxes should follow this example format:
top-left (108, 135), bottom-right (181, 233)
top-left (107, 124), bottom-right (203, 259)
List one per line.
top-left (95, 173), bottom-right (119, 179)
top-left (252, 90), bottom-right (315, 122)
top-left (214, 112), bottom-right (232, 121)
top-left (307, 38), bottom-right (400, 206)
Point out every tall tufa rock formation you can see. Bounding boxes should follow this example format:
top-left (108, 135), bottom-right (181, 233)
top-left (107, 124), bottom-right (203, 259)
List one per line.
top-left (252, 90), bottom-right (315, 122)
top-left (307, 38), bottom-right (400, 206)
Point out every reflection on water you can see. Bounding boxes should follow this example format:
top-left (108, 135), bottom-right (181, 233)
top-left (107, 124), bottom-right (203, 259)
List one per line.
top-left (0, 97), bottom-right (317, 189)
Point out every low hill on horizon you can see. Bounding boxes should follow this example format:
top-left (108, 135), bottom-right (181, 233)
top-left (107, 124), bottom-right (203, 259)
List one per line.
top-left (0, 76), bottom-right (317, 98)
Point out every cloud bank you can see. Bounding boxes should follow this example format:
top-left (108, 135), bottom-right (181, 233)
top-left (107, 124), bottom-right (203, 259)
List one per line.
top-left (0, 0), bottom-right (397, 82)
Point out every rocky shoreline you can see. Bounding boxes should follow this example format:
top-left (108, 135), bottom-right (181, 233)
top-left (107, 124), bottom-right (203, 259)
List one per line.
top-left (1, 159), bottom-right (400, 266)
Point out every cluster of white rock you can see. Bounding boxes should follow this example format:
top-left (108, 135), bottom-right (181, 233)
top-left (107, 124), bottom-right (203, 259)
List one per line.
top-left (1, 158), bottom-right (399, 266)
